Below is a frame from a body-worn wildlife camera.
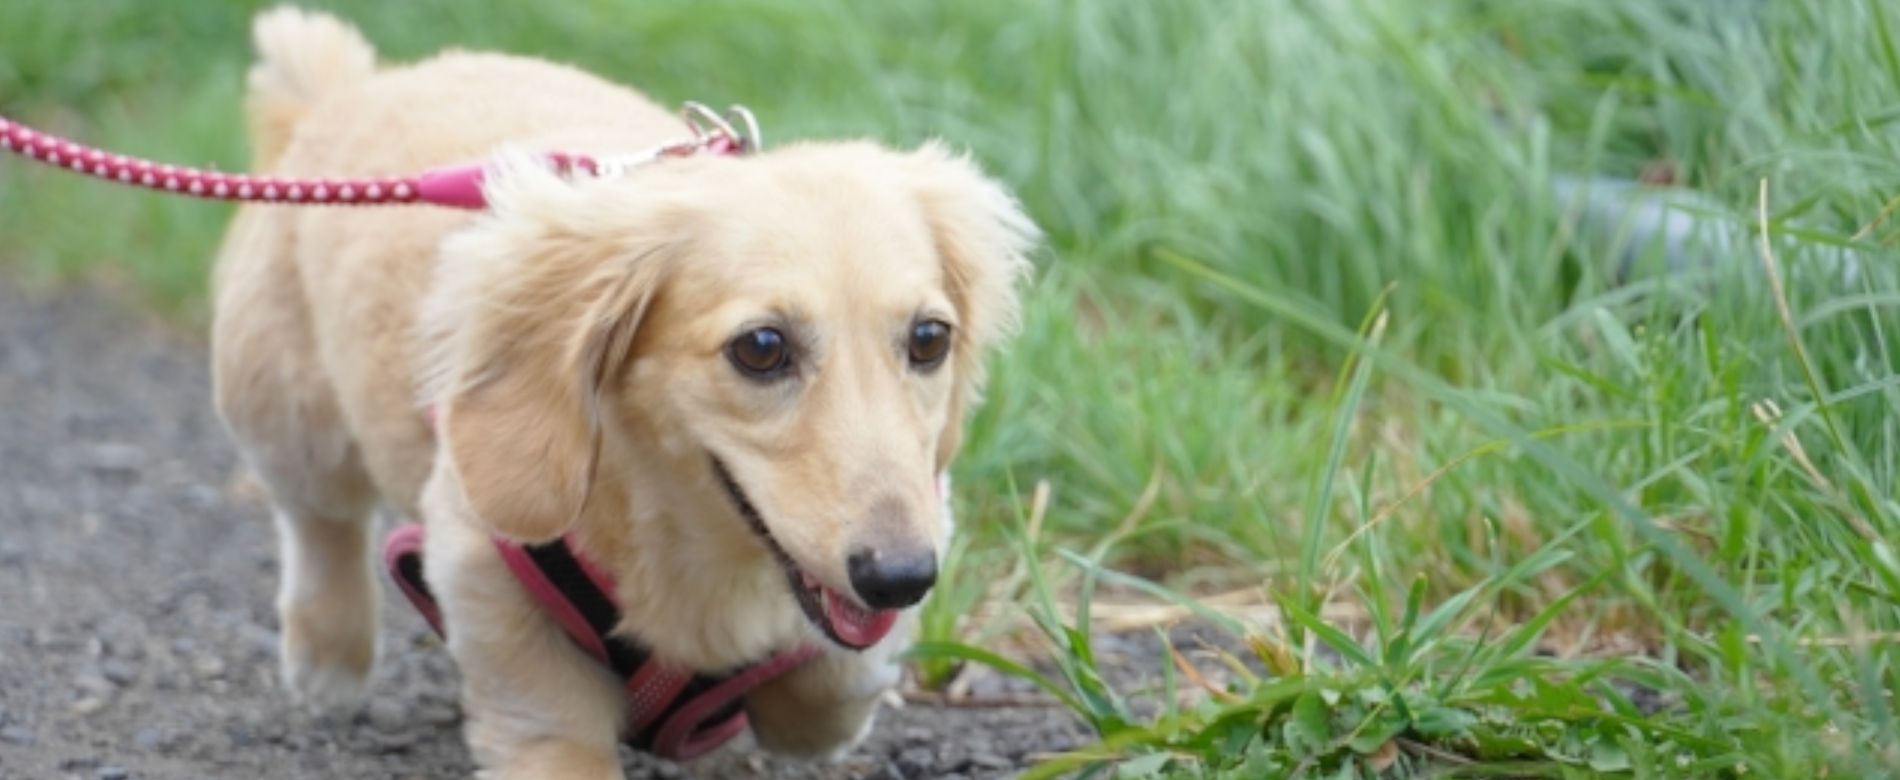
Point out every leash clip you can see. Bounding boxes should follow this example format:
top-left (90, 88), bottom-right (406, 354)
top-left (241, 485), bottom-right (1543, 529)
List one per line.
top-left (587, 102), bottom-right (761, 181)
top-left (680, 102), bottom-right (762, 155)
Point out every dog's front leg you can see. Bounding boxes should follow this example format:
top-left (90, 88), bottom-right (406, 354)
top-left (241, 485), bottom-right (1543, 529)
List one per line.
top-left (742, 614), bottom-right (914, 759)
top-left (446, 574), bottom-right (626, 780)
top-left (462, 685), bottom-right (623, 780)
top-left (424, 521), bottom-right (626, 780)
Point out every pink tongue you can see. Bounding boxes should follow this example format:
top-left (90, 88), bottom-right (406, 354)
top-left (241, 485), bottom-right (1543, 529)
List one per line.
top-left (822, 587), bottom-right (900, 648)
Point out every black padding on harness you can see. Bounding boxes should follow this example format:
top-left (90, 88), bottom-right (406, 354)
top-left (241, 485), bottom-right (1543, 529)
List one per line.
top-left (521, 542), bottom-right (648, 678)
top-left (519, 540), bottom-right (755, 752)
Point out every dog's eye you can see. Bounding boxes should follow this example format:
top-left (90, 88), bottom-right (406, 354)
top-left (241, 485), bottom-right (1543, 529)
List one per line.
top-left (728, 327), bottom-right (791, 378)
top-left (908, 320), bottom-right (953, 370)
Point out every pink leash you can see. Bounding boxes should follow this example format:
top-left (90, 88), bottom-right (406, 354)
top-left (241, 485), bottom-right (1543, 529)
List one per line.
top-left (0, 101), bottom-right (756, 210)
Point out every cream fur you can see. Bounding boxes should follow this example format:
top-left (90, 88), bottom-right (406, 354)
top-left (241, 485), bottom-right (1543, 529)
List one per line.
top-left (210, 7), bottom-right (1035, 778)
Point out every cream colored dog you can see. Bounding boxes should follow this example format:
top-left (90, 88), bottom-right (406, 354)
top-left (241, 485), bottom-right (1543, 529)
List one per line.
top-left (210, 7), bottom-right (1033, 777)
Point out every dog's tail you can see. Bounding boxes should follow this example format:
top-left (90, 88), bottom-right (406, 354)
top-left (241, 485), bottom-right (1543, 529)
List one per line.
top-left (245, 6), bottom-right (376, 170)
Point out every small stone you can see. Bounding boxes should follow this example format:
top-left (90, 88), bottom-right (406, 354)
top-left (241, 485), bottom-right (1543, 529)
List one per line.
top-left (97, 767), bottom-right (130, 780)
top-left (192, 655), bottom-right (225, 679)
top-left (962, 668), bottom-right (1023, 699)
top-left (0, 704), bottom-right (10, 724)
top-left (75, 672), bottom-right (117, 694)
top-left (896, 747), bottom-right (934, 776)
top-left (106, 636), bottom-right (146, 662)
top-left (369, 729), bottom-right (417, 754)
top-left (78, 442), bottom-right (145, 474)
top-left (0, 542), bottom-right (25, 565)
top-left (365, 698), bottom-right (410, 732)
top-left (100, 659), bottom-right (137, 686)
top-left (70, 695), bottom-right (110, 716)
top-left (969, 752), bottom-right (1012, 770)
top-left (232, 709), bottom-right (283, 744)
top-left (416, 704), bottom-right (460, 727)
top-left (32, 627), bottom-right (69, 650)
top-left (1093, 632), bottom-right (1141, 660)
top-left (239, 625), bottom-right (279, 658)
top-left (185, 483), bottom-right (220, 509)
top-left (132, 727), bottom-right (165, 751)
top-left (0, 725), bottom-right (37, 745)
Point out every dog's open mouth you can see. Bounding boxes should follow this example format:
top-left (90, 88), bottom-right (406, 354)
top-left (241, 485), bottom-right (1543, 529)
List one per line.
top-left (711, 458), bottom-right (900, 651)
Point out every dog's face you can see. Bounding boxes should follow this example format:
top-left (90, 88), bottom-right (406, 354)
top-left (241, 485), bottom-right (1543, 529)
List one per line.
top-left (425, 141), bottom-right (1035, 650)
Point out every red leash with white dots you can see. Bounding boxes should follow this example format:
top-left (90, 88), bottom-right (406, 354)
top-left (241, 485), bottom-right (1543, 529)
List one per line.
top-left (0, 102), bottom-right (757, 210)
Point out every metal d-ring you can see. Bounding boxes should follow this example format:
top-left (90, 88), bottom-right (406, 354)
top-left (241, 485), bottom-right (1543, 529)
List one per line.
top-left (679, 101), bottom-right (764, 154)
top-left (725, 105), bottom-right (762, 152)
top-left (680, 101), bottom-right (739, 148)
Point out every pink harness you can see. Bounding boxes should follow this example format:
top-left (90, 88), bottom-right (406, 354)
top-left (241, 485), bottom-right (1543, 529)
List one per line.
top-left (382, 525), bottom-right (818, 760)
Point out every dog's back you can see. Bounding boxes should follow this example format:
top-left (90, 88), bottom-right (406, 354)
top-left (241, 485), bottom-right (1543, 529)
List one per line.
top-left (217, 8), bottom-right (684, 515)
top-left (208, 7), bottom-right (685, 710)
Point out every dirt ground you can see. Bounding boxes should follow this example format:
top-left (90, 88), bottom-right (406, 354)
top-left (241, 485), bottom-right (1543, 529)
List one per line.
top-left (0, 279), bottom-right (1087, 780)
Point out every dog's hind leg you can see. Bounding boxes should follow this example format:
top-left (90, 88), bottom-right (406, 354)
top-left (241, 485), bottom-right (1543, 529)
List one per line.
top-left (212, 210), bottom-right (382, 714)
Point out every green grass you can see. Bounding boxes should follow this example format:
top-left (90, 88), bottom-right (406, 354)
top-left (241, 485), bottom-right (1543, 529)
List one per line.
top-left (5, 0), bottom-right (1897, 776)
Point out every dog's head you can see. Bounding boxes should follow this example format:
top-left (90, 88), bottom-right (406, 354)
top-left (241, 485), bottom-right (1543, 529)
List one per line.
top-left (421, 141), bottom-right (1035, 650)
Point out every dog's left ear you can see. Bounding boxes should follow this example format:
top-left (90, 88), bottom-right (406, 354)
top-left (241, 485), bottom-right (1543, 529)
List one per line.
top-left (904, 143), bottom-right (1040, 469)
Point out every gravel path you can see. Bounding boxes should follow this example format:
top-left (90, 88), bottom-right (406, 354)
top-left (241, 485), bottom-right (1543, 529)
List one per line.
top-left (0, 279), bottom-right (1084, 780)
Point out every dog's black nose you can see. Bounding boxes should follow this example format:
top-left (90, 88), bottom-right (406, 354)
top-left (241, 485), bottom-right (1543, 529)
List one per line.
top-left (846, 547), bottom-right (937, 610)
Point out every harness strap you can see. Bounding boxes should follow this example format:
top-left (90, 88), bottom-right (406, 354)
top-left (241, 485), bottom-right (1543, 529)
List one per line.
top-left (381, 523), bottom-right (819, 760)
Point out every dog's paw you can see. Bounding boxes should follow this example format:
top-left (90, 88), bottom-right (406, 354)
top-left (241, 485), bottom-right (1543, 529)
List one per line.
top-left (277, 607), bottom-right (376, 717)
top-left (745, 683), bottom-right (884, 759)
top-left (749, 709), bottom-right (878, 762)
top-left (281, 652), bottom-right (372, 717)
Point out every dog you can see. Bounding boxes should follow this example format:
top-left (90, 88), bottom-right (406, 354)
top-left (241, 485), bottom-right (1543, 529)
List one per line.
top-left (209, 7), bottom-right (1034, 777)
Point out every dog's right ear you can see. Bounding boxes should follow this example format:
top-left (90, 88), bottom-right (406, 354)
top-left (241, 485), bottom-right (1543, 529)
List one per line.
top-left (420, 162), bottom-right (671, 542)
top-left (437, 339), bottom-right (595, 543)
